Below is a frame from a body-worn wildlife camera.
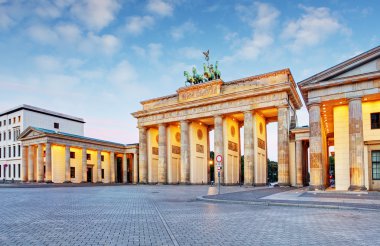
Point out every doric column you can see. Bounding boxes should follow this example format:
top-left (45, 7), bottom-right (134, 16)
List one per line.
top-left (81, 147), bottom-right (87, 183)
top-left (21, 146), bottom-right (28, 182)
top-left (158, 123), bottom-right (167, 184)
top-left (64, 145), bottom-right (71, 183)
top-left (348, 97), bottom-right (366, 190)
top-left (110, 152), bottom-right (115, 183)
top-left (295, 140), bottom-right (303, 187)
top-left (45, 143), bottom-right (52, 183)
top-left (97, 150), bottom-right (102, 183)
top-left (28, 145), bottom-right (35, 182)
top-left (37, 143), bottom-right (44, 182)
top-left (133, 152), bottom-right (138, 184)
top-left (139, 127), bottom-right (148, 183)
top-left (214, 115), bottom-right (224, 184)
top-left (244, 111), bottom-right (254, 186)
top-left (308, 103), bottom-right (324, 190)
top-left (278, 106), bottom-right (290, 186)
top-left (180, 120), bottom-right (190, 184)
top-left (123, 153), bottom-right (127, 183)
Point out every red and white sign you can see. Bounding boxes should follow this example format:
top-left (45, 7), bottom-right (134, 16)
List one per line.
top-left (217, 166), bottom-right (221, 171)
top-left (216, 154), bottom-right (223, 163)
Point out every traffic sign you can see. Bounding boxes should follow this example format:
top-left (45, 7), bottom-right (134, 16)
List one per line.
top-left (216, 154), bottom-right (222, 163)
top-left (217, 166), bottom-right (221, 171)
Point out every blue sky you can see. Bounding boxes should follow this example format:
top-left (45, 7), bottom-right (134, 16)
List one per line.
top-left (0, 0), bottom-right (379, 161)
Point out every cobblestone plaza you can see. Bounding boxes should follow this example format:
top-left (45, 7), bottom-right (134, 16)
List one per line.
top-left (1, 186), bottom-right (379, 246)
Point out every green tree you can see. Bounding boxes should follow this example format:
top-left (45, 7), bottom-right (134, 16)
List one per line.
top-left (267, 159), bottom-right (278, 183)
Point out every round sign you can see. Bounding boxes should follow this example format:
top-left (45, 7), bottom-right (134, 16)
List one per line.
top-left (216, 154), bottom-right (222, 162)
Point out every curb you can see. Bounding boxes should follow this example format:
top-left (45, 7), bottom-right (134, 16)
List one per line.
top-left (196, 196), bottom-right (380, 212)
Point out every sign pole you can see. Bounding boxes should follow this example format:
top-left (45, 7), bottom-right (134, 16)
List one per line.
top-left (216, 154), bottom-right (223, 195)
top-left (218, 163), bottom-right (221, 195)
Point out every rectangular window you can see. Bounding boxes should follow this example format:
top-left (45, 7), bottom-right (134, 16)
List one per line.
top-left (8, 119), bottom-right (11, 125)
top-left (3, 132), bottom-right (5, 141)
top-left (0, 165), bottom-right (1, 177)
top-left (8, 146), bottom-right (11, 157)
top-left (0, 121), bottom-right (1, 127)
top-left (13, 146), bottom-right (15, 157)
top-left (8, 165), bottom-right (11, 178)
top-left (372, 151), bottom-right (380, 180)
top-left (0, 148), bottom-right (1, 159)
top-left (101, 169), bottom-right (104, 179)
top-left (13, 117), bottom-right (15, 124)
top-left (101, 155), bottom-right (104, 161)
top-left (8, 131), bottom-right (11, 140)
top-left (3, 120), bottom-right (5, 126)
top-left (18, 116), bottom-right (21, 122)
top-left (3, 165), bottom-right (5, 177)
top-left (70, 152), bottom-right (75, 159)
top-left (18, 164), bottom-right (20, 178)
top-left (18, 145), bottom-right (21, 157)
top-left (87, 154), bottom-right (91, 160)
top-left (54, 122), bottom-right (59, 129)
top-left (3, 147), bottom-right (5, 158)
top-left (0, 133), bottom-right (1, 141)
top-left (13, 164), bottom-right (15, 178)
top-left (70, 167), bottom-right (75, 178)
top-left (371, 113), bottom-right (380, 129)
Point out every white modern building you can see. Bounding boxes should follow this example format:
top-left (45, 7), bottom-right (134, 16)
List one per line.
top-left (0, 104), bottom-right (85, 181)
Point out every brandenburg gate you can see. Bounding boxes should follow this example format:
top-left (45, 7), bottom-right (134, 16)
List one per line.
top-left (133, 66), bottom-right (302, 186)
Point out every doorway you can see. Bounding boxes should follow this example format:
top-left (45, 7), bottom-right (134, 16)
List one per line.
top-left (116, 157), bottom-right (123, 183)
top-left (87, 167), bottom-right (93, 183)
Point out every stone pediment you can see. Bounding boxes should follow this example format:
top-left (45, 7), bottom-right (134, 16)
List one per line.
top-left (18, 127), bottom-right (46, 140)
top-left (299, 45), bottom-right (380, 87)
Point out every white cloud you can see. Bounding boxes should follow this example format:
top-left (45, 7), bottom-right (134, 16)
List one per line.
top-left (0, 6), bottom-right (14, 30)
top-left (34, 55), bottom-right (62, 71)
top-left (35, 2), bottom-right (61, 19)
top-left (178, 47), bottom-right (203, 60)
top-left (147, 0), bottom-right (173, 17)
top-left (131, 43), bottom-right (163, 62)
top-left (282, 6), bottom-right (348, 50)
top-left (27, 25), bottom-right (58, 44)
top-left (70, 0), bottom-right (120, 31)
top-left (170, 21), bottom-right (197, 41)
top-left (108, 59), bottom-right (137, 85)
top-left (125, 15), bottom-right (154, 35)
top-left (80, 32), bottom-right (120, 55)
top-left (55, 23), bottom-right (82, 43)
top-left (223, 2), bottom-right (279, 62)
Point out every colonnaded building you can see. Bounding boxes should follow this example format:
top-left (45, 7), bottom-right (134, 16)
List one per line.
top-left (10, 45), bottom-right (380, 191)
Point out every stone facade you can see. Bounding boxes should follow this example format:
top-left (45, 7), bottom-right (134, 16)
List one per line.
top-left (133, 69), bottom-right (302, 185)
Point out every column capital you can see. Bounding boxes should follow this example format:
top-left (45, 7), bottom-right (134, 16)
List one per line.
top-left (214, 114), bottom-right (224, 119)
top-left (307, 102), bottom-right (321, 110)
top-left (347, 96), bottom-right (362, 102)
top-left (243, 110), bottom-right (254, 115)
top-left (277, 104), bottom-right (289, 109)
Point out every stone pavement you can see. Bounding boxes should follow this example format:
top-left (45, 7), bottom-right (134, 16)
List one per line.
top-left (202, 187), bottom-right (380, 210)
top-left (1, 185), bottom-right (380, 245)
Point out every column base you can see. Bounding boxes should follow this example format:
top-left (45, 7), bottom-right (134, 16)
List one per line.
top-left (278, 183), bottom-right (290, 187)
top-left (63, 181), bottom-right (72, 183)
top-left (37, 180), bottom-right (45, 183)
top-left (348, 185), bottom-right (367, 191)
top-left (80, 181), bottom-right (87, 183)
top-left (45, 180), bottom-right (53, 183)
top-left (309, 185), bottom-right (326, 191)
top-left (96, 181), bottom-right (103, 184)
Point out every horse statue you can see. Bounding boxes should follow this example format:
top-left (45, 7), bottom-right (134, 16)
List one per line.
top-left (184, 71), bottom-right (195, 86)
top-left (208, 64), bottom-right (216, 81)
top-left (203, 63), bottom-right (211, 81)
top-left (214, 61), bottom-right (221, 79)
top-left (192, 67), bottom-right (204, 84)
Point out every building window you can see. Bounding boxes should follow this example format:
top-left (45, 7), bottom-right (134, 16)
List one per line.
top-left (13, 117), bottom-right (15, 124)
top-left (3, 132), bottom-right (5, 141)
top-left (8, 119), bottom-right (11, 125)
top-left (18, 145), bottom-right (21, 157)
top-left (13, 164), bottom-right (15, 178)
top-left (0, 165), bottom-right (1, 177)
top-left (101, 169), bottom-right (104, 179)
top-left (101, 155), bottom-right (104, 161)
top-left (371, 113), bottom-right (380, 129)
top-left (0, 148), bottom-right (1, 159)
top-left (54, 122), bottom-right (59, 129)
top-left (3, 147), bottom-right (5, 158)
top-left (3, 165), bottom-right (5, 177)
top-left (0, 133), bottom-right (1, 141)
top-left (13, 146), bottom-right (15, 157)
top-left (8, 146), bottom-right (11, 158)
top-left (70, 152), bottom-right (75, 159)
top-left (0, 121), bottom-right (1, 127)
top-left (372, 151), bottom-right (380, 180)
top-left (8, 165), bottom-right (11, 178)
top-left (70, 167), bottom-right (75, 178)
top-left (18, 116), bottom-right (21, 122)
top-left (18, 164), bottom-right (20, 178)
top-left (87, 154), bottom-right (91, 160)
top-left (8, 130), bottom-right (11, 140)
top-left (3, 120), bottom-right (5, 126)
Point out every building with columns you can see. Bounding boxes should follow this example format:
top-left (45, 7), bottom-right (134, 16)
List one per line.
top-left (132, 69), bottom-right (302, 186)
top-left (0, 104), bottom-right (84, 181)
top-left (18, 127), bottom-right (138, 184)
top-left (298, 45), bottom-right (380, 191)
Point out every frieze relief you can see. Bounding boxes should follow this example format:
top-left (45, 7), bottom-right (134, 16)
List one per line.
top-left (258, 138), bottom-right (266, 150)
top-left (196, 144), bottom-right (204, 153)
top-left (228, 141), bottom-right (238, 152)
top-left (172, 145), bottom-right (181, 155)
top-left (138, 92), bottom-right (287, 126)
top-left (152, 147), bottom-right (159, 155)
top-left (177, 80), bottom-right (222, 102)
